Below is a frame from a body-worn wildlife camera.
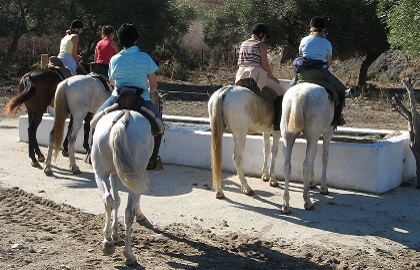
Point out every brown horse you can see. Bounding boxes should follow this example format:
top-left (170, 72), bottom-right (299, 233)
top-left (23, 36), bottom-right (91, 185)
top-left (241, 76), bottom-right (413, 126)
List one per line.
top-left (4, 69), bottom-right (63, 167)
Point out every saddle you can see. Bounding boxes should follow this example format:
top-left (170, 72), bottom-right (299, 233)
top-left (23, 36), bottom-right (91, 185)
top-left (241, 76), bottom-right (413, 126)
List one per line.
top-left (88, 73), bottom-right (112, 93)
top-left (45, 56), bottom-right (72, 79)
top-left (91, 87), bottom-right (164, 136)
top-left (296, 69), bottom-right (339, 106)
top-left (235, 78), bottom-right (277, 104)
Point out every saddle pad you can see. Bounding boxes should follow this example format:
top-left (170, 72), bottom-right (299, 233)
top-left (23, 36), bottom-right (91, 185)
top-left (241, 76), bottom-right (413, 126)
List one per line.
top-left (235, 78), bottom-right (277, 104)
top-left (297, 69), bottom-right (338, 105)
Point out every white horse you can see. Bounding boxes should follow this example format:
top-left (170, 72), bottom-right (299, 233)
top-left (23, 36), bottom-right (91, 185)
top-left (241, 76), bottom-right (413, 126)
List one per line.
top-left (91, 110), bottom-right (153, 266)
top-left (281, 82), bottom-right (335, 214)
top-left (44, 75), bottom-right (111, 176)
top-left (208, 81), bottom-right (290, 198)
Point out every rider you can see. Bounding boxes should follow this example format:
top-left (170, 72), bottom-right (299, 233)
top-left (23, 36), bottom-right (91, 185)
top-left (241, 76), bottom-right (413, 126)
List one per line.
top-left (235, 23), bottom-right (286, 130)
top-left (93, 25), bottom-right (120, 76)
top-left (57, 19), bottom-right (87, 75)
top-left (295, 17), bottom-right (347, 126)
top-left (95, 23), bottom-right (163, 170)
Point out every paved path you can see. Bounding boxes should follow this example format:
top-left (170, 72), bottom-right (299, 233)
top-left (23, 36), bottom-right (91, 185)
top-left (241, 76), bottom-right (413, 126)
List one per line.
top-left (1, 117), bottom-right (419, 253)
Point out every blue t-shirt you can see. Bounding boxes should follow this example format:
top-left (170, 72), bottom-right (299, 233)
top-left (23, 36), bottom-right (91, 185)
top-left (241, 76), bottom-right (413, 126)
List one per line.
top-left (108, 46), bottom-right (158, 101)
top-left (299, 35), bottom-right (332, 62)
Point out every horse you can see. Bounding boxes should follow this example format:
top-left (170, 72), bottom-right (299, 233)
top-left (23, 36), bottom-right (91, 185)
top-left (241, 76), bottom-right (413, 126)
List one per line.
top-left (91, 110), bottom-right (153, 266)
top-left (44, 74), bottom-right (111, 176)
top-left (208, 81), bottom-right (290, 198)
top-left (4, 69), bottom-right (63, 167)
top-left (281, 82), bottom-right (335, 214)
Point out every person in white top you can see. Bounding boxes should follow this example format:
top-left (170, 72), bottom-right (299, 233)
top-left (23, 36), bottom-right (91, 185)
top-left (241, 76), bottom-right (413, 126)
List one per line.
top-left (57, 19), bottom-right (86, 75)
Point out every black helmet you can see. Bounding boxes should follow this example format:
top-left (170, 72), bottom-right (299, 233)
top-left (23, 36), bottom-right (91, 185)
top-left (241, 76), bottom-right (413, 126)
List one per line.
top-left (117, 23), bottom-right (139, 47)
top-left (310, 17), bottom-right (325, 30)
top-left (70, 19), bottom-right (84, 30)
top-left (252, 23), bottom-right (269, 39)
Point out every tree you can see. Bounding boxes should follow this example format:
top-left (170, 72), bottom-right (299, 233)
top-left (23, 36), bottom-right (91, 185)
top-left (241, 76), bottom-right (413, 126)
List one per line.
top-left (377, 0), bottom-right (420, 56)
top-left (203, 0), bottom-right (390, 87)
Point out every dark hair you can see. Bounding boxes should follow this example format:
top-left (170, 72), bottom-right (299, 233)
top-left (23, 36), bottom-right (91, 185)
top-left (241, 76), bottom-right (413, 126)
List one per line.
top-left (252, 23), bottom-right (269, 39)
top-left (117, 23), bottom-right (139, 47)
top-left (310, 17), bottom-right (325, 30)
top-left (70, 19), bottom-right (84, 30)
top-left (101, 25), bottom-right (115, 37)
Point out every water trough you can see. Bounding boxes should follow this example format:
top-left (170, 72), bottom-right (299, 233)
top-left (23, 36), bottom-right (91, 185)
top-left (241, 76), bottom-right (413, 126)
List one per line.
top-left (18, 113), bottom-right (415, 194)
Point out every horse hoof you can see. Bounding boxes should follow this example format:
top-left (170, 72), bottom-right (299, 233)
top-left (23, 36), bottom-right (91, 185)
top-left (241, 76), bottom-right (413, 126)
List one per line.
top-left (261, 175), bottom-right (269, 182)
top-left (31, 161), bottom-right (40, 167)
top-left (62, 150), bottom-right (69, 157)
top-left (136, 212), bottom-right (145, 222)
top-left (305, 204), bottom-right (315, 211)
top-left (72, 168), bottom-right (82, 174)
top-left (243, 189), bottom-right (254, 196)
top-left (269, 181), bottom-right (279, 187)
top-left (44, 168), bottom-right (53, 176)
top-left (282, 206), bottom-right (291, 215)
top-left (320, 190), bottom-right (329, 195)
top-left (37, 155), bottom-right (45, 163)
top-left (125, 257), bottom-right (138, 266)
top-left (215, 192), bottom-right (225, 199)
top-left (103, 244), bottom-right (115, 256)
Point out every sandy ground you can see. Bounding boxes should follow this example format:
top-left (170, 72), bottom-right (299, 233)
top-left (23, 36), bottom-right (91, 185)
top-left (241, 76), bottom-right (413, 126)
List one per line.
top-left (0, 116), bottom-right (420, 269)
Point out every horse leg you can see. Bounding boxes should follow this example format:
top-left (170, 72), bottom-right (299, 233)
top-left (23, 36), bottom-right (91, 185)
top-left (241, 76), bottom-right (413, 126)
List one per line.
top-left (62, 115), bottom-right (72, 157)
top-left (27, 113), bottom-right (41, 166)
top-left (96, 172), bottom-right (120, 256)
top-left (269, 130), bottom-right (281, 187)
top-left (67, 118), bottom-right (83, 174)
top-left (123, 191), bottom-right (140, 266)
top-left (44, 128), bottom-right (55, 176)
top-left (261, 132), bottom-right (271, 182)
top-left (32, 113), bottom-right (46, 163)
top-left (232, 134), bottom-right (253, 196)
top-left (319, 129), bottom-right (334, 195)
top-left (83, 112), bottom-right (93, 153)
top-left (282, 135), bottom-right (296, 214)
top-left (303, 139), bottom-right (317, 211)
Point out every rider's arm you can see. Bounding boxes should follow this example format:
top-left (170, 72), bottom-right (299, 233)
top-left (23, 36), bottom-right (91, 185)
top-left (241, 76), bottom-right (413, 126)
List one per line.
top-left (148, 72), bottom-right (158, 93)
top-left (259, 42), bottom-right (279, 83)
top-left (71, 35), bottom-right (81, 62)
top-left (326, 55), bottom-right (332, 68)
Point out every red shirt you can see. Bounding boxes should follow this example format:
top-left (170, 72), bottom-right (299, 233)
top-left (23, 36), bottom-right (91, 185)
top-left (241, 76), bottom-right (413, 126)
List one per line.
top-left (95, 39), bottom-right (115, 64)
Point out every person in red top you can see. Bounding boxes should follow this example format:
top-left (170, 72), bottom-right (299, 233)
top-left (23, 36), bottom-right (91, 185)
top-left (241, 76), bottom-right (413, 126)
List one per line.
top-left (93, 25), bottom-right (119, 76)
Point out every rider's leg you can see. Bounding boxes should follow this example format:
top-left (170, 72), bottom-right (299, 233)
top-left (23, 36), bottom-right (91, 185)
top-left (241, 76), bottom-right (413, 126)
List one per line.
top-left (96, 95), bottom-right (118, 114)
top-left (321, 68), bottom-right (347, 126)
top-left (144, 100), bottom-right (163, 170)
top-left (266, 78), bottom-right (287, 130)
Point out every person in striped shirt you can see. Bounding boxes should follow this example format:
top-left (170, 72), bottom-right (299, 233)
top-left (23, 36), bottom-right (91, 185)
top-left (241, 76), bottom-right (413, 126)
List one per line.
top-left (235, 23), bottom-right (286, 130)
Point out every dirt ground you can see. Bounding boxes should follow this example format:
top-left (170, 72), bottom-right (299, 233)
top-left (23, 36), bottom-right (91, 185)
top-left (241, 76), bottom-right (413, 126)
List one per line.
top-left (0, 73), bottom-right (419, 269)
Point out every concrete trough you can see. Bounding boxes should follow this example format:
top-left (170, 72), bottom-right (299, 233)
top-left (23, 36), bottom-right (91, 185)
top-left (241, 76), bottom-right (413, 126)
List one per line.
top-left (18, 114), bottom-right (415, 194)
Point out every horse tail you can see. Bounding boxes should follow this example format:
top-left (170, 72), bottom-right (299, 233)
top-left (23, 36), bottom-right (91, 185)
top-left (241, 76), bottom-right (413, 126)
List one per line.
top-left (4, 75), bottom-right (35, 115)
top-left (288, 91), bottom-right (306, 132)
top-left (110, 121), bottom-right (149, 194)
top-left (209, 89), bottom-right (226, 190)
top-left (53, 81), bottom-right (69, 158)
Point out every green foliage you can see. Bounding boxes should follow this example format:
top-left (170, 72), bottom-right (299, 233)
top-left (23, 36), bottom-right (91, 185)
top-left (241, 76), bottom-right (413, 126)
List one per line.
top-left (377, 0), bottom-right (420, 56)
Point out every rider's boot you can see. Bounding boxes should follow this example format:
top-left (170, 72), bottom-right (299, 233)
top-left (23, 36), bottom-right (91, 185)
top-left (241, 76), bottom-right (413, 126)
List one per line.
top-left (273, 96), bottom-right (283, 130)
top-left (147, 134), bottom-right (163, 171)
top-left (332, 91), bottom-right (346, 126)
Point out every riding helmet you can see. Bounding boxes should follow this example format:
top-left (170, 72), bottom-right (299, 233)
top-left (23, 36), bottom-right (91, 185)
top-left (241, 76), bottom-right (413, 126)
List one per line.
top-left (252, 23), bottom-right (270, 39)
top-left (117, 23), bottom-right (139, 47)
top-left (70, 19), bottom-right (84, 30)
top-left (310, 17), bottom-right (325, 30)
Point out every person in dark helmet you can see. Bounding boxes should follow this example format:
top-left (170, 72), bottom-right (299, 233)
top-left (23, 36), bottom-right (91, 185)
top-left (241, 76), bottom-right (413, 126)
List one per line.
top-left (57, 19), bottom-right (87, 75)
top-left (297, 16), bottom-right (347, 126)
top-left (95, 23), bottom-right (163, 170)
top-left (235, 23), bottom-right (287, 131)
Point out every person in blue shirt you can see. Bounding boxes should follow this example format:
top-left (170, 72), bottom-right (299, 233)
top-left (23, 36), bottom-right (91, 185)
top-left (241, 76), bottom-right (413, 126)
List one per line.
top-left (96, 23), bottom-right (163, 170)
top-left (298, 17), bottom-right (347, 126)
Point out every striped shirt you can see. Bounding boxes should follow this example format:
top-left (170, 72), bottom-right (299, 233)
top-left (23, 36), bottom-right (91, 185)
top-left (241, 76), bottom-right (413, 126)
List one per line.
top-left (109, 46), bottom-right (158, 101)
top-left (238, 40), bottom-right (261, 65)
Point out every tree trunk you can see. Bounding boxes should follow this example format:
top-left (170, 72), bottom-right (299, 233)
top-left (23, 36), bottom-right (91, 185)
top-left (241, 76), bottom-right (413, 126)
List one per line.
top-left (0, 31), bottom-right (22, 77)
top-left (357, 51), bottom-right (383, 88)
